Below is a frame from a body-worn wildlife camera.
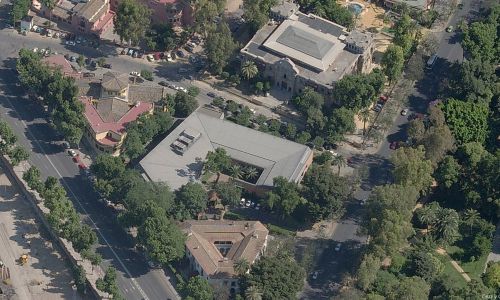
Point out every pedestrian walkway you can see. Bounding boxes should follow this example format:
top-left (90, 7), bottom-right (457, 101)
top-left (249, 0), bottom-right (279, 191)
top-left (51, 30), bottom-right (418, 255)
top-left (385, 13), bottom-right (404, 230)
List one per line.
top-left (436, 247), bottom-right (471, 282)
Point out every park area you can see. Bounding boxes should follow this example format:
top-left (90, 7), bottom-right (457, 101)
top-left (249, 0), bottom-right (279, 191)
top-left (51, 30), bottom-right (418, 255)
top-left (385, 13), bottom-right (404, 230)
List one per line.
top-left (0, 167), bottom-right (82, 300)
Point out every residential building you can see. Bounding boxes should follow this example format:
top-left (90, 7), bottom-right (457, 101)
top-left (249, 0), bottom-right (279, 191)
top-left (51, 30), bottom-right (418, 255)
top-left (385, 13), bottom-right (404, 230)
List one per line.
top-left (241, 11), bottom-right (375, 105)
top-left (42, 54), bottom-right (81, 78)
top-left (36, 0), bottom-right (115, 37)
top-left (270, 0), bottom-right (299, 22)
top-left (181, 220), bottom-right (269, 294)
top-left (139, 106), bottom-right (313, 194)
top-left (78, 72), bottom-right (166, 155)
top-left (109, 0), bottom-right (194, 27)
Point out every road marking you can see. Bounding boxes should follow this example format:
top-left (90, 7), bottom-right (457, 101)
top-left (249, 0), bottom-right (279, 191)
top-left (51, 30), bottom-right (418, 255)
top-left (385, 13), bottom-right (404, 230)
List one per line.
top-left (1, 91), bottom-right (150, 300)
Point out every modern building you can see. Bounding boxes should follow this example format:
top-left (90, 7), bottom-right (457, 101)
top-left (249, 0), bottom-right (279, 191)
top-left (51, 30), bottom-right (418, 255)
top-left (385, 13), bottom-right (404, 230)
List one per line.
top-left (139, 107), bottom-right (313, 194)
top-left (241, 11), bottom-right (375, 105)
top-left (181, 220), bottom-right (269, 294)
top-left (78, 72), bottom-right (166, 155)
top-left (36, 0), bottom-right (115, 37)
top-left (109, 0), bottom-right (194, 27)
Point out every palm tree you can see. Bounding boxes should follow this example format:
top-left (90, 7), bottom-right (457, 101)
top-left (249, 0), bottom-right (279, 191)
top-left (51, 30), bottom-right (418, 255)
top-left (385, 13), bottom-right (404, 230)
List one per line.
top-left (331, 154), bottom-right (347, 176)
top-left (244, 166), bottom-right (259, 181)
top-left (462, 209), bottom-right (480, 235)
top-left (245, 285), bottom-right (263, 300)
top-left (417, 205), bottom-right (438, 230)
top-left (229, 164), bottom-right (243, 179)
top-left (241, 61), bottom-right (258, 80)
top-left (435, 208), bottom-right (459, 245)
top-left (234, 258), bottom-right (250, 276)
top-left (359, 108), bottom-right (371, 136)
top-left (41, 0), bottom-right (56, 27)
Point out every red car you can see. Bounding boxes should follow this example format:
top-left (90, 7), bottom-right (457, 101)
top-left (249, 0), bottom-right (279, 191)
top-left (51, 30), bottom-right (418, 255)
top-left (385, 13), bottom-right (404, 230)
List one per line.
top-left (379, 95), bottom-right (388, 102)
top-left (78, 163), bottom-right (87, 170)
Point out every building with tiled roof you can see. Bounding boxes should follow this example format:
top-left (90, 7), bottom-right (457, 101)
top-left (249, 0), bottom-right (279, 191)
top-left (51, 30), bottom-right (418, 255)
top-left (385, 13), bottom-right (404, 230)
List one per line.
top-left (181, 220), bottom-right (269, 294)
top-left (42, 55), bottom-right (81, 79)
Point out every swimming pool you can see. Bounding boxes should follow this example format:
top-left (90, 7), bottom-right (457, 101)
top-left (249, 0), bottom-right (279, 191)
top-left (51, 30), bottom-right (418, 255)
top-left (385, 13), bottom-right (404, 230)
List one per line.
top-left (348, 2), bottom-right (364, 15)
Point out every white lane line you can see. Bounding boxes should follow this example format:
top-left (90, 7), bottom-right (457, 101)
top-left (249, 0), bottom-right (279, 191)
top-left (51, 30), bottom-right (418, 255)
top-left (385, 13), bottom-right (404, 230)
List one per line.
top-left (2, 94), bottom-right (149, 300)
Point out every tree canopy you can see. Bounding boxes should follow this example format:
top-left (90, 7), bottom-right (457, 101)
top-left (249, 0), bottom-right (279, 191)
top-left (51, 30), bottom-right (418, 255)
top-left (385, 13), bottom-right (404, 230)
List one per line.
top-left (114, 0), bottom-right (151, 45)
top-left (205, 22), bottom-right (238, 74)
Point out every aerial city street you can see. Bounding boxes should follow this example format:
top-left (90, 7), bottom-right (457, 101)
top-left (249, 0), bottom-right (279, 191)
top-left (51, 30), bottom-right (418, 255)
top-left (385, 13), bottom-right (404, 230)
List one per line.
top-left (0, 0), bottom-right (498, 299)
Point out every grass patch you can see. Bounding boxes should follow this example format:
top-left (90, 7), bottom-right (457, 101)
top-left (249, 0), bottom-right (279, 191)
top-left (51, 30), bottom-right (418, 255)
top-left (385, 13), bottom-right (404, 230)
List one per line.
top-left (446, 245), bottom-right (488, 281)
top-left (267, 223), bottom-right (295, 237)
top-left (437, 254), bottom-right (467, 290)
top-left (224, 211), bottom-right (244, 220)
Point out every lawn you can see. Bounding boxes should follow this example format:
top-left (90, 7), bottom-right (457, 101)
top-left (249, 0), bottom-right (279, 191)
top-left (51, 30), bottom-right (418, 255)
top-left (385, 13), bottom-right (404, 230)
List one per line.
top-left (446, 245), bottom-right (488, 281)
top-left (438, 254), bottom-right (468, 290)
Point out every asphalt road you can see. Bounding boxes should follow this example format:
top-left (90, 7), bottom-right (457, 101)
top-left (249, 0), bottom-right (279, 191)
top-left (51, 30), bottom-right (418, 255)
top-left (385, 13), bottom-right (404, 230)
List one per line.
top-left (0, 3), bottom-right (182, 300)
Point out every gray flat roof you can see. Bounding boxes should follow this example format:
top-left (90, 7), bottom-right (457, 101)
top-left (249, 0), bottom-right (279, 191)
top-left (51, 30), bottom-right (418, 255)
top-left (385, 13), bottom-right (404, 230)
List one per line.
top-left (139, 108), bottom-right (312, 190)
top-left (242, 12), bottom-right (361, 85)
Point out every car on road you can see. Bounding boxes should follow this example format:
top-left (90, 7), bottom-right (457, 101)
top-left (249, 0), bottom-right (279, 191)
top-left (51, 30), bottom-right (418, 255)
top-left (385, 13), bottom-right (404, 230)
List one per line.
top-left (245, 200), bottom-right (252, 207)
top-left (389, 141), bottom-right (401, 150)
top-left (401, 108), bottom-right (409, 116)
top-left (158, 81), bottom-right (169, 87)
top-left (130, 71), bottom-right (140, 77)
top-left (103, 64), bottom-right (112, 69)
top-left (68, 149), bottom-right (77, 157)
top-left (446, 25), bottom-right (454, 32)
top-left (207, 92), bottom-right (216, 98)
top-left (146, 54), bottom-right (154, 62)
top-left (65, 40), bottom-right (76, 46)
top-left (127, 49), bottom-right (134, 56)
top-left (312, 271), bottom-right (319, 280)
top-left (335, 243), bottom-right (342, 252)
top-left (179, 87), bottom-right (188, 93)
top-left (70, 56), bottom-right (76, 62)
top-left (168, 83), bottom-right (177, 89)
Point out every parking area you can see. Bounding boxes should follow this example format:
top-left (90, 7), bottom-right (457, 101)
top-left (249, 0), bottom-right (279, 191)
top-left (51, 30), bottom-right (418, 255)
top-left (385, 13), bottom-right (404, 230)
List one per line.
top-left (0, 168), bottom-right (81, 300)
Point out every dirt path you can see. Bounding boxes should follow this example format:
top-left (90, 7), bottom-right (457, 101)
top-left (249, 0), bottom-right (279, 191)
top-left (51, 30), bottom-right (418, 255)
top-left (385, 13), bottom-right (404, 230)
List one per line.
top-left (0, 167), bottom-right (83, 300)
top-left (436, 247), bottom-right (471, 282)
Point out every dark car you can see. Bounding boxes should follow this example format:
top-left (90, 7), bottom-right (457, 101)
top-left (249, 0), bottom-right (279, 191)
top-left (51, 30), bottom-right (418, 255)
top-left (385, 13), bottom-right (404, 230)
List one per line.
top-left (207, 92), bottom-right (216, 98)
top-left (176, 50), bottom-right (185, 58)
top-left (103, 64), bottom-right (112, 69)
top-left (159, 81), bottom-right (169, 87)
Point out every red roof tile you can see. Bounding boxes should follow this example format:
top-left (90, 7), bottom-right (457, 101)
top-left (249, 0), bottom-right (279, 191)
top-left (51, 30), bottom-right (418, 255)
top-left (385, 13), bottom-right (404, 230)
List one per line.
top-left (80, 97), bottom-right (153, 136)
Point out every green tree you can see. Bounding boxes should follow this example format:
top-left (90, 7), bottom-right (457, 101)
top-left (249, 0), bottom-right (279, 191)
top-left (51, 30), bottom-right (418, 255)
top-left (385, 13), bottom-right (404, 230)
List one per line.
top-left (292, 87), bottom-right (324, 112)
top-left (214, 182), bottom-right (242, 207)
top-left (244, 166), bottom-right (259, 181)
top-left (359, 108), bottom-right (371, 136)
top-left (245, 285), bottom-right (263, 300)
top-left (140, 69), bottom-right (153, 81)
top-left (40, 0), bottom-right (56, 26)
top-left (76, 55), bottom-right (85, 68)
top-left (229, 164), bottom-right (243, 179)
top-left (381, 45), bottom-right (404, 83)
top-left (440, 99), bottom-right (489, 145)
top-left (266, 177), bottom-right (303, 218)
top-left (313, 0), bottom-right (354, 28)
top-left (173, 91), bottom-right (198, 117)
top-left (410, 251), bottom-right (444, 282)
top-left (295, 131), bottom-right (311, 144)
top-left (331, 154), bottom-right (347, 176)
top-left (122, 130), bottom-right (145, 159)
top-left (241, 61), bottom-right (259, 80)
top-left (325, 107), bottom-right (355, 144)
top-left (174, 182), bottom-right (207, 219)
top-left (184, 275), bottom-right (214, 300)
top-left (254, 82), bottom-right (264, 94)
top-left (471, 235), bottom-right (492, 259)
top-left (114, 0), bottom-right (151, 45)
top-left (96, 267), bottom-right (122, 300)
top-left (234, 258), bottom-right (250, 276)
top-left (72, 264), bottom-right (87, 294)
top-left (302, 163), bottom-right (349, 220)
top-left (391, 146), bottom-right (434, 194)
top-left (435, 155), bottom-right (461, 188)
top-left (246, 253), bottom-right (305, 300)
top-left (333, 73), bottom-right (383, 109)
top-left (483, 262), bottom-right (500, 290)
top-left (204, 148), bottom-right (232, 173)
top-left (11, 0), bottom-right (31, 24)
top-left (138, 210), bottom-right (186, 264)
top-left (357, 254), bottom-right (381, 291)
top-left (243, 0), bottom-right (278, 32)
top-left (389, 276), bottom-right (430, 300)
top-left (205, 22), bottom-right (238, 74)
top-left (461, 21), bottom-right (498, 62)
top-left (91, 154), bottom-right (125, 181)
top-left (193, 0), bottom-right (225, 37)
top-left (434, 208), bottom-right (460, 245)
top-left (23, 166), bottom-right (43, 192)
top-left (9, 145), bottom-right (29, 166)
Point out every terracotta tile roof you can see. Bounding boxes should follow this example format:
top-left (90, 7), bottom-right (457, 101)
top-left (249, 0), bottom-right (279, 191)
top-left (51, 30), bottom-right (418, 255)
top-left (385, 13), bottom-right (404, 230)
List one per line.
top-left (78, 0), bottom-right (108, 22)
top-left (101, 72), bottom-right (129, 91)
top-left (128, 84), bottom-right (167, 103)
top-left (42, 55), bottom-right (76, 77)
top-left (95, 97), bottom-right (131, 123)
top-left (80, 96), bottom-right (153, 135)
top-left (181, 220), bottom-right (268, 279)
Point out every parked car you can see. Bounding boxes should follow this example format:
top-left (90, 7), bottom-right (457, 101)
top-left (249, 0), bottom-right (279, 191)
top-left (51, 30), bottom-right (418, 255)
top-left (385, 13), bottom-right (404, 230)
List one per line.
top-left (446, 25), bottom-right (454, 32)
top-left (127, 48), bottom-right (134, 55)
top-left (312, 271), bottom-right (319, 280)
top-left (158, 81), bottom-right (168, 87)
top-left (389, 141), bottom-right (400, 150)
top-left (207, 92), bottom-right (216, 98)
top-left (146, 54), bottom-right (154, 62)
top-left (176, 50), bottom-right (185, 58)
top-left (184, 45), bottom-right (194, 53)
top-left (83, 72), bottom-right (95, 78)
top-left (179, 87), bottom-right (188, 93)
top-left (130, 71), bottom-right (140, 77)
top-left (132, 51), bottom-right (139, 58)
top-left (166, 53), bottom-right (173, 62)
top-left (68, 149), bottom-right (77, 157)
top-left (65, 40), bottom-right (75, 46)
top-left (121, 48), bottom-right (127, 55)
top-left (401, 108), bottom-right (409, 116)
top-left (70, 56), bottom-right (76, 62)
top-left (103, 64), bottom-right (112, 69)
top-left (335, 243), bottom-right (342, 252)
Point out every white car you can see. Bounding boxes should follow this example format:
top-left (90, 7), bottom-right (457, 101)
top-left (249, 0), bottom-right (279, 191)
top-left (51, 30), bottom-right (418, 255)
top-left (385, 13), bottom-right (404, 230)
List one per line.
top-left (328, 150), bottom-right (339, 156)
top-left (240, 198), bottom-right (246, 206)
top-left (147, 54), bottom-right (154, 62)
top-left (312, 271), bottom-right (319, 280)
top-left (245, 200), bottom-right (251, 207)
top-left (401, 108), bottom-right (409, 116)
top-left (179, 87), bottom-right (188, 93)
top-left (130, 71), bottom-right (141, 77)
top-left (68, 149), bottom-right (77, 157)
top-left (335, 243), bottom-right (342, 252)
top-left (32, 47), bottom-right (38, 53)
